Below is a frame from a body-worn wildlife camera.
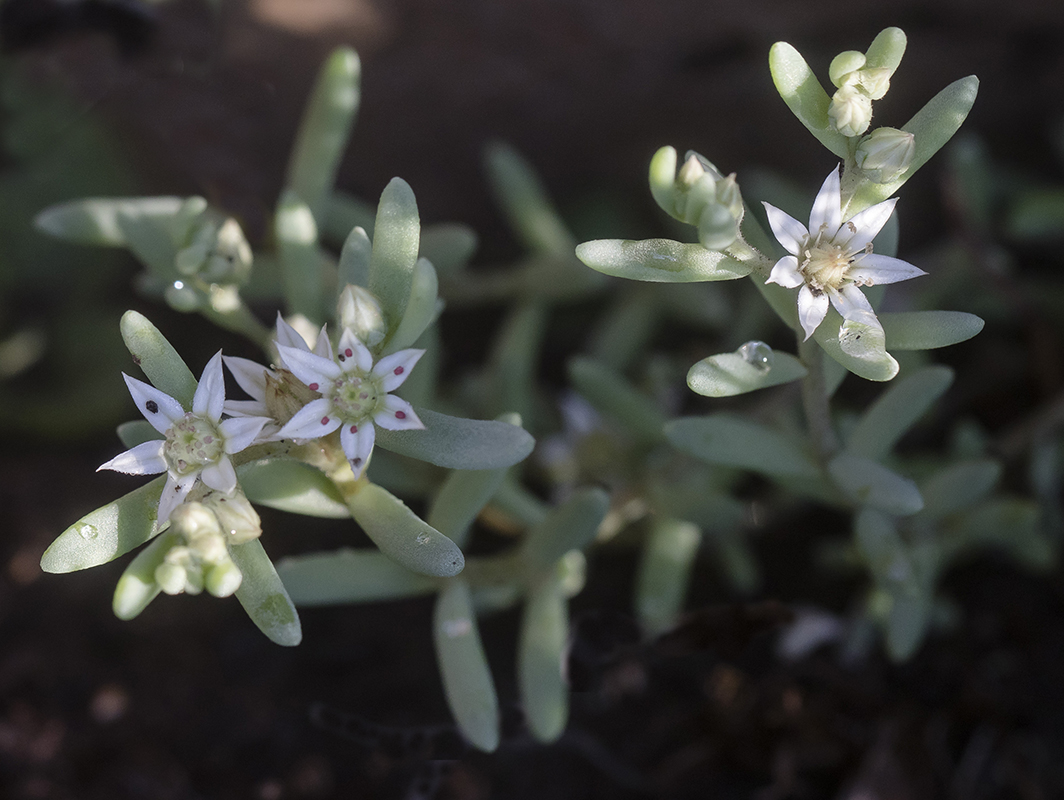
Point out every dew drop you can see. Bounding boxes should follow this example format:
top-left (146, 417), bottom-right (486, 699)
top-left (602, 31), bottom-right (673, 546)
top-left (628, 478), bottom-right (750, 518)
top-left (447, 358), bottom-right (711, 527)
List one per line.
top-left (737, 340), bottom-right (774, 373)
top-left (76, 523), bottom-right (99, 541)
top-left (415, 533), bottom-right (431, 545)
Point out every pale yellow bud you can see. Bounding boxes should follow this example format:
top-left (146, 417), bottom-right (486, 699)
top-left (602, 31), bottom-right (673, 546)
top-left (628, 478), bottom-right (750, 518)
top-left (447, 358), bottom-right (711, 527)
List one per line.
top-left (855, 127), bottom-right (915, 183)
top-left (829, 85), bottom-right (873, 137)
top-left (337, 284), bottom-right (386, 347)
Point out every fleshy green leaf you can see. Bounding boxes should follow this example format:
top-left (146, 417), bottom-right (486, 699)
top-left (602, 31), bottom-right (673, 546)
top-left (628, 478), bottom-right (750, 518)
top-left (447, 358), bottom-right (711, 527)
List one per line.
top-left (665, 414), bottom-right (819, 478)
top-left (520, 488), bottom-right (610, 576)
top-left (117, 420), bottom-right (161, 448)
top-left (849, 76), bottom-right (980, 214)
top-left (112, 530), bottom-right (179, 620)
top-left (686, 347), bottom-right (807, 397)
top-left (518, 574), bottom-right (569, 743)
top-left (428, 465), bottom-right (509, 549)
top-left (829, 453), bottom-right (923, 515)
top-left (321, 190), bottom-right (377, 245)
top-left (35, 196), bottom-right (185, 246)
top-left (864, 27), bottom-right (907, 74)
top-left (567, 357), bottom-right (666, 446)
top-left (812, 308), bottom-right (899, 382)
top-left (434, 580), bottom-right (500, 752)
top-left (846, 366), bottom-right (954, 460)
top-left (119, 310), bottom-right (198, 407)
top-left (376, 408), bottom-right (534, 470)
top-left (41, 476), bottom-right (165, 573)
top-left (384, 257), bottom-right (438, 354)
top-left (276, 548), bottom-right (435, 605)
top-left (369, 178), bottom-right (420, 330)
top-left (485, 141), bottom-right (574, 257)
top-left (346, 483), bottom-right (464, 577)
top-left (116, 211), bottom-right (178, 279)
top-left (635, 517), bottom-right (702, 635)
top-left (238, 458), bottom-right (349, 518)
top-left (486, 300), bottom-right (545, 426)
top-left (952, 499), bottom-right (1053, 569)
top-left (768, 42), bottom-right (850, 158)
top-left (284, 47), bottom-right (360, 225)
top-left (420, 223), bottom-right (478, 275)
top-left (880, 311), bottom-right (984, 350)
top-left (576, 238), bottom-right (750, 283)
top-left (275, 189), bottom-right (325, 322)
top-left (231, 539), bottom-right (302, 646)
top-left (919, 459), bottom-right (1001, 521)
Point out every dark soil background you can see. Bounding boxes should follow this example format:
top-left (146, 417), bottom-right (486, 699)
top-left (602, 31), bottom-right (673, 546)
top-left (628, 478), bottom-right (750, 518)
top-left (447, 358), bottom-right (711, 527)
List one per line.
top-left (4, 0), bottom-right (1064, 798)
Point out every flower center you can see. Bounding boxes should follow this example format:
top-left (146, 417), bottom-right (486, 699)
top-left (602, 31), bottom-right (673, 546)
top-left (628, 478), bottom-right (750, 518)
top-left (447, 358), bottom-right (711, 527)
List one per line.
top-left (164, 413), bottom-right (225, 475)
top-left (801, 242), bottom-right (853, 292)
top-left (330, 373), bottom-right (382, 421)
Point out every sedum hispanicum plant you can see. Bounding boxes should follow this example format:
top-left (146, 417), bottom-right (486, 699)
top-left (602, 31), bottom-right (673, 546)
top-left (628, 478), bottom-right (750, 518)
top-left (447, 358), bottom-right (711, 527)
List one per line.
top-left (34, 28), bottom-right (1057, 758)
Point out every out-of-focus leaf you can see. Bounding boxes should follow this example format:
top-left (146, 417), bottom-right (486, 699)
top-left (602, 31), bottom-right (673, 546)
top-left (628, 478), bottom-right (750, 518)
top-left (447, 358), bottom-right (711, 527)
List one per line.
top-left (238, 458), bottom-right (349, 518)
top-left (846, 366), bottom-right (953, 460)
top-left (635, 517), bottom-right (701, 635)
top-left (112, 530), bottom-right (179, 620)
top-left (576, 238), bottom-right (750, 283)
top-left (518, 575), bottom-right (568, 743)
top-left (277, 548), bottom-right (435, 605)
top-left (666, 414), bottom-right (819, 478)
top-left (879, 311), bottom-right (984, 350)
top-left (829, 453), bottom-right (923, 515)
top-left (376, 408), bottom-right (534, 470)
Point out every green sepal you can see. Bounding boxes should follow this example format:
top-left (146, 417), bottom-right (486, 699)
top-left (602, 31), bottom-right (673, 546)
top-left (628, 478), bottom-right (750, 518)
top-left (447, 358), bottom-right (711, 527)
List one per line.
top-left (879, 311), bottom-right (984, 350)
top-left (337, 225), bottom-right (372, 289)
top-left (434, 580), bottom-right (500, 752)
top-left (665, 414), bottom-right (819, 478)
top-left (686, 348), bottom-right (807, 397)
top-left (275, 189), bottom-right (325, 322)
top-left (518, 572), bottom-right (569, 742)
top-left (849, 77), bottom-right (980, 215)
top-left (276, 548), bottom-right (436, 605)
top-left (347, 482), bottom-right (464, 577)
top-left (384, 257), bottom-right (438, 354)
top-left (846, 366), bottom-right (953, 461)
top-left (635, 517), bottom-right (702, 636)
top-left (41, 475), bottom-right (165, 573)
top-left (284, 47), bottom-right (361, 225)
top-left (117, 420), bottom-right (161, 448)
top-left (829, 453), bottom-right (923, 515)
top-left (919, 459), bottom-right (1001, 521)
top-left (567, 357), bottom-right (666, 446)
top-left (485, 141), bottom-right (574, 257)
top-left (576, 238), bottom-right (750, 283)
top-left (231, 539), bottom-right (303, 646)
top-left (34, 196), bottom-right (185, 246)
top-left (520, 487), bottom-right (610, 577)
top-left (112, 530), bottom-right (179, 620)
top-left (237, 458), bottom-right (349, 518)
top-left (376, 408), bottom-right (534, 470)
top-left (120, 310), bottom-right (198, 407)
top-left (369, 178), bottom-right (420, 332)
top-left (768, 42), bottom-right (850, 158)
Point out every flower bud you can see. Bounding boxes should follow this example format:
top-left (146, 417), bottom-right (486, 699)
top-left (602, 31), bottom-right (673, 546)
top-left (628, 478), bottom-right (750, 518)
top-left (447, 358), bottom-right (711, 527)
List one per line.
top-left (697, 202), bottom-right (739, 251)
top-left (829, 85), bottom-right (873, 137)
top-left (201, 489), bottom-right (262, 545)
top-left (175, 216), bottom-right (253, 287)
top-left (855, 127), bottom-right (915, 183)
top-left (188, 530), bottom-right (227, 564)
top-left (337, 284), bottom-right (386, 347)
top-left (829, 50), bottom-right (866, 87)
top-left (170, 502), bottom-right (222, 539)
top-left (676, 155), bottom-right (706, 189)
top-left (856, 67), bottom-right (892, 101)
top-left (716, 173), bottom-right (744, 220)
top-left (206, 559), bottom-right (243, 598)
top-left (155, 562), bottom-right (187, 595)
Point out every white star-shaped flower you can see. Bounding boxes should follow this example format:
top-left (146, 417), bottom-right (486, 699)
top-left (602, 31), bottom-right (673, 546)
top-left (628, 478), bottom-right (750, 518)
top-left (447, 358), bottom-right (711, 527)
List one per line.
top-left (275, 327), bottom-right (425, 476)
top-left (764, 166), bottom-right (926, 340)
top-left (99, 351), bottom-right (269, 525)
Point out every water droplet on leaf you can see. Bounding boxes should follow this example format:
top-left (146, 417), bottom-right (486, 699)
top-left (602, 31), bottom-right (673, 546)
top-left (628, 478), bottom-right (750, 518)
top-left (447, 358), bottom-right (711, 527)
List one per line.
top-left (76, 523), bottom-right (99, 541)
top-left (737, 340), bottom-right (774, 373)
top-left (415, 533), bottom-right (430, 545)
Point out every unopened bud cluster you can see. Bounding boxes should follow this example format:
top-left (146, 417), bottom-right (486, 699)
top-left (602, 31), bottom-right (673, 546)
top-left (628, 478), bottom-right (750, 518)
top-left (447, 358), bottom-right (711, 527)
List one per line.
top-left (650, 147), bottom-right (744, 251)
top-left (827, 45), bottom-right (897, 138)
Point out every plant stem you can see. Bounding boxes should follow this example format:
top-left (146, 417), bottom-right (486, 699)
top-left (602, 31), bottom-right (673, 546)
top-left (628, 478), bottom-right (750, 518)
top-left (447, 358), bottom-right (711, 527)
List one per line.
top-left (798, 336), bottom-right (839, 461)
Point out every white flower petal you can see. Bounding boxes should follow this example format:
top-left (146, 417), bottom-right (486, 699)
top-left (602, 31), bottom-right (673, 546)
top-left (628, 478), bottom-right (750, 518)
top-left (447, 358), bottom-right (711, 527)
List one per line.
top-left (797, 285), bottom-right (830, 340)
top-left (223, 399), bottom-right (269, 418)
top-left (847, 254), bottom-right (927, 286)
top-left (373, 395), bottom-right (424, 431)
top-left (276, 344), bottom-right (341, 388)
top-left (220, 415), bottom-right (269, 453)
top-left (98, 440), bottom-right (167, 475)
top-left (276, 397), bottom-right (342, 440)
top-left (123, 374), bottom-right (185, 435)
top-left (200, 457), bottom-right (238, 493)
top-left (275, 313), bottom-right (311, 351)
top-left (223, 356), bottom-right (271, 401)
top-left (842, 198), bottom-right (898, 252)
top-left (808, 167), bottom-right (842, 237)
top-left (763, 203), bottom-right (808, 255)
top-left (373, 349), bottom-right (425, 392)
top-left (767, 256), bottom-right (804, 288)
top-left (157, 472), bottom-right (197, 525)
top-left (340, 420), bottom-right (376, 474)
top-left (830, 284), bottom-right (876, 322)
top-left (337, 328), bottom-right (373, 373)
top-left (192, 351), bottom-right (226, 421)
